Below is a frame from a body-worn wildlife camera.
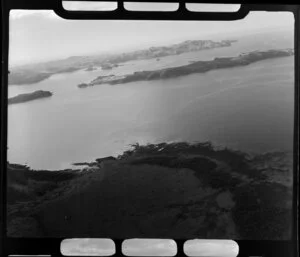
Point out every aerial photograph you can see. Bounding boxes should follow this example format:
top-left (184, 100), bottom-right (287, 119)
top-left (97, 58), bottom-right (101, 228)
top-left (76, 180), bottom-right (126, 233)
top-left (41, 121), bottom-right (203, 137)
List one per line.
top-left (7, 5), bottom-right (294, 241)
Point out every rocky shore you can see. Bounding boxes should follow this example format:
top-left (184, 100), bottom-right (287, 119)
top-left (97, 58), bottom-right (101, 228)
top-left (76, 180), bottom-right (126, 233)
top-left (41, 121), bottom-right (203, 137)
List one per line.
top-left (82, 49), bottom-right (294, 87)
top-left (7, 142), bottom-right (293, 239)
top-left (8, 90), bottom-right (53, 105)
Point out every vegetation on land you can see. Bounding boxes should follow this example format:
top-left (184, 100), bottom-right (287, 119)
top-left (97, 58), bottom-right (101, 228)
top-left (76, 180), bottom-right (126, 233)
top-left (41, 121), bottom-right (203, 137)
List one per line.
top-left (84, 49), bottom-right (294, 87)
top-left (9, 39), bottom-right (237, 85)
top-left (7, 142), bottom-right (293, 239)
top-left (8, 90), bottom-right (53, 104)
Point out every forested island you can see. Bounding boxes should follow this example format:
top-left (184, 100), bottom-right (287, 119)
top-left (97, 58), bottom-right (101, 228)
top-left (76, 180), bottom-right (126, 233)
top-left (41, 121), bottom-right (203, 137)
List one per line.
top-left (9, 39), bottom-right (237, 85)
top-left (8, 90), bottom-right (53, 105)
top-left (80, 49), bottom-right (294, 88)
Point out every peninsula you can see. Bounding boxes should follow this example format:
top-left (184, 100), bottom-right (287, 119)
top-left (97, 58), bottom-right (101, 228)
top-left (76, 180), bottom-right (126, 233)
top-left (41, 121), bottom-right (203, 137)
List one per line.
top-left (9, 71), bottom-right (53, 85)
top-left (9, 39), bottom-right (237, 85)
top-left (8, 90), bottom-right (53, 105)
top-left (81, 49), bottom-right (294, 87)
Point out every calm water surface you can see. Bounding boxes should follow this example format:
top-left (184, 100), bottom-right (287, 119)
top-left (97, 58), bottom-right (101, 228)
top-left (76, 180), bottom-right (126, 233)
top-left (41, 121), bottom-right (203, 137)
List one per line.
top-left (8, 32), bottom-right (294, 169)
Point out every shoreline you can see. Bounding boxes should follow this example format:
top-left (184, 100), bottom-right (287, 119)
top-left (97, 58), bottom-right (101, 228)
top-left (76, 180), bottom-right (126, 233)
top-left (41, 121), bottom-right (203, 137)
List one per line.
top-left (9, 39), bottom-right (238, 86)
top-left (80, 49), bottom-right (294, 88)
top-left (7, 141), bottom-right (293, 174)
top-left (7, 141), bottom-right (293, 239)
top-left (8, 138), bottom-right (293, 171)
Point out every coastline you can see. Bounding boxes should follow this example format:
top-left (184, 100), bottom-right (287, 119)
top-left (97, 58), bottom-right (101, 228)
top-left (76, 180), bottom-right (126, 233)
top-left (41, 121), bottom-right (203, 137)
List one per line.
top-left (9, 39), bottom-right (238, 86)
top-left (7, 142), bottom-right (293, 239)
top-left (7, 53), bottom-right (294, 171)
top-left (81, 49), bottom-right (294, 88)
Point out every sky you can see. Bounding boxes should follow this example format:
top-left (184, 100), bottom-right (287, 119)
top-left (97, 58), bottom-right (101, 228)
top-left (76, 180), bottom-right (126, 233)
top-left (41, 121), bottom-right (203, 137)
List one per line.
top-left (60, 238), bottom-right (239, 256)
top-left (9, 2), bottom-right (294, 66)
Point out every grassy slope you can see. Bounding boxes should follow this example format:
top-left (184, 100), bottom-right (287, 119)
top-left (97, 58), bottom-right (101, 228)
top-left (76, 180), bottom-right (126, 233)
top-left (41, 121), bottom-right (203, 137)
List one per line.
top-left (7, 142), bottom-right (293, 239)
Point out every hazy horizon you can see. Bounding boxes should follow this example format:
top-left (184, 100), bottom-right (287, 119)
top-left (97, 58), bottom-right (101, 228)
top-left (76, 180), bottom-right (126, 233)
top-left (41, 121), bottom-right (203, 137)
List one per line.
top-left (9, 9), bottom-right (293, 67)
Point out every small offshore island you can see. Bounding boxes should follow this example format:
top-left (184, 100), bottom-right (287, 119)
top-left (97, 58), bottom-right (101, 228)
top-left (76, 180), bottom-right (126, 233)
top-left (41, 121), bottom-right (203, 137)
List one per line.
top-left (79, 48), bottom-right (294, 88)
top-left (8, 90), bottom-right (53, 105)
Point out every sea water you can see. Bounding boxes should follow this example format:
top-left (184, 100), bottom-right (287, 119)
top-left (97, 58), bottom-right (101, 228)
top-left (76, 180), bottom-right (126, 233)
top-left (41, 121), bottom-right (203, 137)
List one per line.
top-left (7, 31), bottom-right (294, 169)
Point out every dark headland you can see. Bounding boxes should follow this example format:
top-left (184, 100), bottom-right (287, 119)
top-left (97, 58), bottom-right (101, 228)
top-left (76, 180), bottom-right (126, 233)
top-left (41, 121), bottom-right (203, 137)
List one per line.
top-left (7, 142), bottom-right (292, 239)
top-left (80, 49), bottom-right (294, 88)
top-left (8, 90), bottom-right (53, 105)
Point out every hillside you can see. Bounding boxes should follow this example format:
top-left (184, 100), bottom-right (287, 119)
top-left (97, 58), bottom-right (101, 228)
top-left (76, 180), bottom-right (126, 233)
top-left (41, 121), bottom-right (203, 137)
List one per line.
top-left (7, 142), bottom-right (293, 239)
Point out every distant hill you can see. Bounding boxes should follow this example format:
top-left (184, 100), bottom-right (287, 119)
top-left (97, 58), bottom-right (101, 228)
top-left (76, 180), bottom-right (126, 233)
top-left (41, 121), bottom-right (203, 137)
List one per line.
top-left (9, 39), bottom-right (237, 85)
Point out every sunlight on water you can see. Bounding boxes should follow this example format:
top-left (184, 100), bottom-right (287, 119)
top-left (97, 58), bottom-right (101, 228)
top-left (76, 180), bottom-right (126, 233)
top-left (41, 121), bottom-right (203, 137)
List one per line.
top-left (7, 31), bottom-right (294, 169)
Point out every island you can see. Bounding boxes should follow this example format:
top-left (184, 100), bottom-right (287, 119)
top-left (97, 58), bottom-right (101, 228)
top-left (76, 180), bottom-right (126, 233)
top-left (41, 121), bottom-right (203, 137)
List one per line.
top-left (100, 63), bottom-right (113, 70)
top-left (85, 66), bottom-right (97, 71)
top-left (81, 49), bottom-right (294, 87)
top-left (77, 83), bottom-right (89, 88)
top-left (8, 90), bottom-right (53, 105)
top-left (78, 75), bottom-right (116, 88)
top-left (9, 39), bottom-right (238, 85)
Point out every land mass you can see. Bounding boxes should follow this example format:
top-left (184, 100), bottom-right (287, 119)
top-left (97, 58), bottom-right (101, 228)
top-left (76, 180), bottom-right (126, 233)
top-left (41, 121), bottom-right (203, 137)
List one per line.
top-left (81, 49), bottom-right (294, 87)
top-left (7, 142), bottom-right (292, 239)
top-left (85, 66), bottom-right (97, 71)
top-left (9, 39), bottom-right (237, 85)
top-left (8, 90), bottom-right (53, 105)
